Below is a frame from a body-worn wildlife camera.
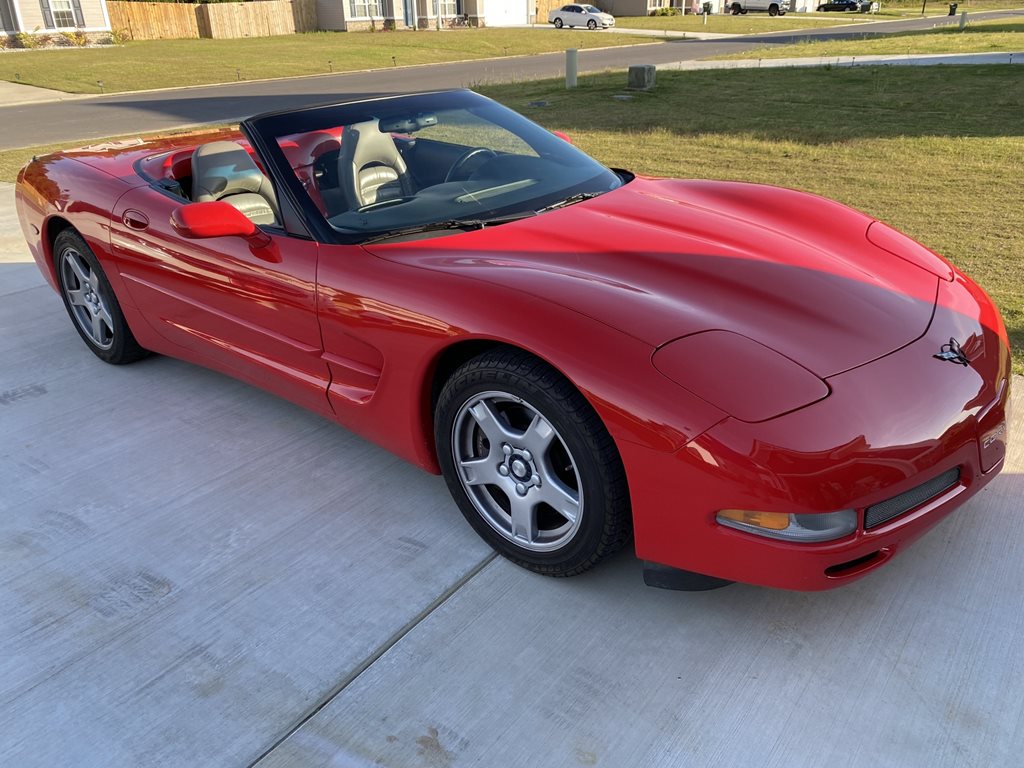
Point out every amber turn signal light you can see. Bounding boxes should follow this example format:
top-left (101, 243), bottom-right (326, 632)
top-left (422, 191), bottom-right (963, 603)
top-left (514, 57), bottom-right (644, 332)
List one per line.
top-left (716, 508), bottom-right (858, 543)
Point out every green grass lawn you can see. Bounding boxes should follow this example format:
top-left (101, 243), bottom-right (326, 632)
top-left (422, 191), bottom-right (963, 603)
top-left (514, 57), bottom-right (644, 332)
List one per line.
top-left (861, 0), bottom-right (1023, 15)
top-left (615, 13), bottom-right (870, 32)
top-left (0, 28), bottom-right (652, 94)
top-left (721, 16), bottom-right (1024, 56)
top-left (1, 65), bottom-right (1021, 370)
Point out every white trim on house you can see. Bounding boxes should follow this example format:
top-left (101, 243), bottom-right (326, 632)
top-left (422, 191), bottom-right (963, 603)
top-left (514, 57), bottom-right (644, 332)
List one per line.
top-left (11, 0), bottom-right (27, 33)
top-left (18, 25), bottom-right (109, 32)
top-left (98, 0), bottom-right (111, 33)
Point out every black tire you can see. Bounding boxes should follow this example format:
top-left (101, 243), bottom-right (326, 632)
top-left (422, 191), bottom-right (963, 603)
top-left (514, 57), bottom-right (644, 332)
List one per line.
top-left (731, 3), bottom-right (741, 13)
top-left (554, 17), bottom-right (563, 27)
top-left (54, 229), bottom-right (148, 365)
top-left (436, 348), bottom-right (631, 577)
top-left (768, 3), bottom-right (779, 15)
top-left (587, 18), bottom-right (597, 28)
top-left (817, 4), bottom-right (826, 9)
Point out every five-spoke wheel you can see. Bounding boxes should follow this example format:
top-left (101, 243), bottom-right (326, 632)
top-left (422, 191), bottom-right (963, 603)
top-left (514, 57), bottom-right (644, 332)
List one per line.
top-left (60, 244), bottom-right (115, 351)
top-left (436, 348), bottom-right (631, 576)
top-left (54, 229), bottom-right (148, 364)
top-left (453, 391), bottom-right (583, 552)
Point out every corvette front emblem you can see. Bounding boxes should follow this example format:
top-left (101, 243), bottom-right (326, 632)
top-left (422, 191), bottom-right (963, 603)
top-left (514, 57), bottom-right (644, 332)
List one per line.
top-left (934, 338), bottom-right (970, 366)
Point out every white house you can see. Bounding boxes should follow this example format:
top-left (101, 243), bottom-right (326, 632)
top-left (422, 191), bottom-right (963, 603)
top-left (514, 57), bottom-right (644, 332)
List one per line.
top-left (2, 0), bottom-right (112, 38)
top-left (316, 0), bottom-right (535, 30)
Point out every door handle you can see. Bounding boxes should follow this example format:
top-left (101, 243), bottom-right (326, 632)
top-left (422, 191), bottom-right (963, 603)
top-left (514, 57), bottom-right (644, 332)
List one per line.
top-left (122, 209), bottom-right (150, 231)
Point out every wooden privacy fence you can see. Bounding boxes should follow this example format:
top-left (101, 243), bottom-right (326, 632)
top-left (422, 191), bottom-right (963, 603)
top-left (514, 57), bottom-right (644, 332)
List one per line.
top-left (107, 0), bottom-right (318, 41)
top-left (107, 2), bottom-right (199, 39)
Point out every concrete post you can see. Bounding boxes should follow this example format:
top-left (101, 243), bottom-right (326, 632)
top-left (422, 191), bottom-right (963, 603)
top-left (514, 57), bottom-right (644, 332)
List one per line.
top-left (566, 49), bottom-right (578, 89)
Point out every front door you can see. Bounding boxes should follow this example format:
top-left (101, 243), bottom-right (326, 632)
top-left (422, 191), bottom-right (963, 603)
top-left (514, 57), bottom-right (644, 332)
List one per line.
top-left (110, 186), bottom-right (331, 416)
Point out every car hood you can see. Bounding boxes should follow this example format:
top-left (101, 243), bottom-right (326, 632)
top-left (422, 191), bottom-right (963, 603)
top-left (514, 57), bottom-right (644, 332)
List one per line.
top-left (366, 177), bottom-right (940, 378)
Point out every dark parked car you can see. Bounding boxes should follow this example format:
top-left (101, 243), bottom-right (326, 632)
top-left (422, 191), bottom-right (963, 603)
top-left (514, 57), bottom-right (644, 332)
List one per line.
top-left (816, 0), bottom-right (866, 10)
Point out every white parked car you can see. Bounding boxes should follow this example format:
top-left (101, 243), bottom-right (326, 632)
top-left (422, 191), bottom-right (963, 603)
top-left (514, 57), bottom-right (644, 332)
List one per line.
top-left (548, 4), bottom-right (616, 29)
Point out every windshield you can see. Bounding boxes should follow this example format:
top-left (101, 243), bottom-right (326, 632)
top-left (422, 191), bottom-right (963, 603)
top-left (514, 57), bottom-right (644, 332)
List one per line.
top-left (252, 91), bottom-right (625, 243)
top-left (583, 5), bottom-right (603, 12)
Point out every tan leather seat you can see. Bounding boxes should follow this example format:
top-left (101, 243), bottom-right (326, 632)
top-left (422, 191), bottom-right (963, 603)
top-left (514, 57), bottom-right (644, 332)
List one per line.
top-left (338, 121), bottom-right (413, 210)
top-left (191, 141), bottom-right (280, 226)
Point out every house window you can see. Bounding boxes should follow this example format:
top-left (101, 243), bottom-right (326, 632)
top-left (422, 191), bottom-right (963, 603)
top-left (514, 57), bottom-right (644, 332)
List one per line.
top-left (349, 0), bottom-right (380, 16)
top-left (51, 0), bottom-right (75, 27)
top-left (438, 0), bottom-right (457, 15)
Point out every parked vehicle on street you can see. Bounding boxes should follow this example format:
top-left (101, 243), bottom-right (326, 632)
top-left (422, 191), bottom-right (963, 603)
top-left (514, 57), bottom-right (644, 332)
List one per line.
top-left (548, 3), bottom-right (615, 28)
top-left (16, 89), bottom-right (1010, 592)
top-left (816, 0), bottom-right (867, 10)
top-left (729, 0), bottom-right (789, 15)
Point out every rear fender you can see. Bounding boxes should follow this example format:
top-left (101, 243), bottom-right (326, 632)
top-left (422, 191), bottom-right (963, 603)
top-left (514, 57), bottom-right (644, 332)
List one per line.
top-left (17, 154), bottom-right (143, 303)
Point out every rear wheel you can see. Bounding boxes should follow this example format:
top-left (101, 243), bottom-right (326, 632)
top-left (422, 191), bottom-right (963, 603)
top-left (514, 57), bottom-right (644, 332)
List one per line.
top-left (436, 349), bottom-right (631, 577)
top-left (54, 229), bottom-right (147, 365)
top-left (554, 17), bottom-right (563, 27)
top-left (731, 3), bottom-right (741, 13)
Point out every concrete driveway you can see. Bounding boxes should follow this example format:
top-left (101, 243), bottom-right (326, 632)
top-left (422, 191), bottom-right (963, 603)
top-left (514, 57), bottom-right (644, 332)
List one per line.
top-left (1, 181), bottom-right (1021, 767)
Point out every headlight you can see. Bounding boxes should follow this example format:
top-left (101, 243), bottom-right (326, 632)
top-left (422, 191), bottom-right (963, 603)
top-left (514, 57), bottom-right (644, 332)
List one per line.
top-left (653, 330), bottom-right (829, 423)
top-left (717, 509), bottom-right (858, 542)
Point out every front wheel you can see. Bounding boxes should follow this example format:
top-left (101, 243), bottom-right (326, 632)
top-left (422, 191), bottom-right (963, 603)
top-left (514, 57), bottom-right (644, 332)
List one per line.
top-left (54, 229), bottom-right (148, 365)
top-left (436, 349), bottom-right (631, 577)
top-left (768, 3), bottom-right (779, 15)
top-left (587, 18), bottom-right (597, 28)
top-left (554, 17), bottom-right (563, 27)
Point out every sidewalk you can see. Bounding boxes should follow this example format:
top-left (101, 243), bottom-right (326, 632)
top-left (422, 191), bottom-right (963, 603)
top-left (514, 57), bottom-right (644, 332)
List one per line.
top-left (0, 79), bottom-right (86, 106)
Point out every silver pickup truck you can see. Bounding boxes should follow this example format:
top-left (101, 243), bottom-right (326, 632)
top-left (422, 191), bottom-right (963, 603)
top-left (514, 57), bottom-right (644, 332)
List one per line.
top-left (728, 0), bottom-right (789, 14)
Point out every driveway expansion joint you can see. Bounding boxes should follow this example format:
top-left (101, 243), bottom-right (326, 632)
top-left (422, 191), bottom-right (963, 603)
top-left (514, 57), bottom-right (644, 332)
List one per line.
top-left (246, 552), bottom-right (499, 768)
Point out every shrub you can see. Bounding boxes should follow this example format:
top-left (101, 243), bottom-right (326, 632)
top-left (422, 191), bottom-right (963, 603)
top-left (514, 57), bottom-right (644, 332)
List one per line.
top-left (0, 35), bottom-right (10, 50)
top-left (60, 30), bottom-right (89, 47)
top-left (110, 28), bottom-right (132, 44)
top-left (652, 6), bottom-right (680, 14)
top-left (15, 31), bottom-right (39, 48)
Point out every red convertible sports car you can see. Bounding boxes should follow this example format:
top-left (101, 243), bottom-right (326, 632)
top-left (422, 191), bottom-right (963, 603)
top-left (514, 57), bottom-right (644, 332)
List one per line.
top-left (16, 90), bottom-right (1011, 591)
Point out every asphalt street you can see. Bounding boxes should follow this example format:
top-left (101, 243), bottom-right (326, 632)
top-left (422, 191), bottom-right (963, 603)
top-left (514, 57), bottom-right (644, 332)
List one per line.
top-left (1, 9), bottom-right (1021, 150)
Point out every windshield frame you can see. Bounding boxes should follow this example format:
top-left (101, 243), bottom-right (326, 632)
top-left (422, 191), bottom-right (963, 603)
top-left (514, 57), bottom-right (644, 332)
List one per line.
top-left (243, 89), bottom-right (626, 246)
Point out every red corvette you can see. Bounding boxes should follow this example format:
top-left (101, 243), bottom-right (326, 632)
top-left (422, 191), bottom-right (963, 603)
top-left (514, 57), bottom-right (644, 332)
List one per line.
top-left (16, 90), bottom-right (1011, 591)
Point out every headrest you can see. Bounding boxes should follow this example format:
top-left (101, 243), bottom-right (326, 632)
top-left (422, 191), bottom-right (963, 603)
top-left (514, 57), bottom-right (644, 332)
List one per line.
top-left (192, 141), bottom-right (269, 202)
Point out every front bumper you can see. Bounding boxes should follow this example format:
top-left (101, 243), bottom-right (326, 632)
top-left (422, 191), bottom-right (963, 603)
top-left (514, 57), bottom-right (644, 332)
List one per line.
top-left (625, 274), bottom-right (1011, 590)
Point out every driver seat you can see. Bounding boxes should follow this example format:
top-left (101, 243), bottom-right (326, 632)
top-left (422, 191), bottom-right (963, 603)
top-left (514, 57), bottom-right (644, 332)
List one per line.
top-left (191, 141), bottom-right (280, 226)
top-left (338, 121), bottom-right (413, 210)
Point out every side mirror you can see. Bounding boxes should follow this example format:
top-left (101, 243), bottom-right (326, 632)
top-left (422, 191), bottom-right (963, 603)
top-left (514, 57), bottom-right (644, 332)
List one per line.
top-left (551, 130), bottom-right (573, 144)
top-left (171, 201), bottom-right (271, 248)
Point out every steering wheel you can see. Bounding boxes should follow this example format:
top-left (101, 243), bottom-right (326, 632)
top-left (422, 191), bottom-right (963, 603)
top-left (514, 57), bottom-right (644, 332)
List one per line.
top-left (444, 148), bottom-right (497, 183)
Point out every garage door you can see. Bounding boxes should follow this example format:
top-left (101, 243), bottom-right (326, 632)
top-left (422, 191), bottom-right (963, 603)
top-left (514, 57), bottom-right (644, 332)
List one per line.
top-left (486, 0), bottom-right (529, 25)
